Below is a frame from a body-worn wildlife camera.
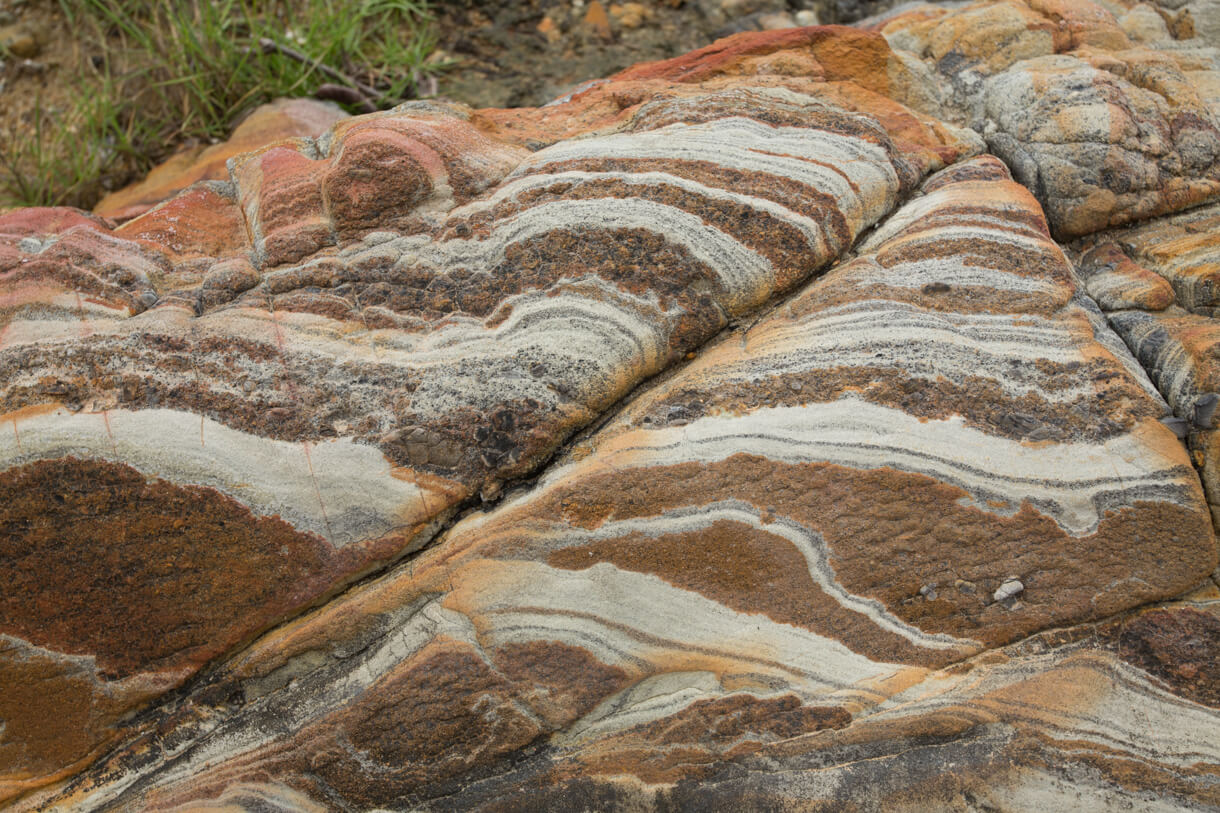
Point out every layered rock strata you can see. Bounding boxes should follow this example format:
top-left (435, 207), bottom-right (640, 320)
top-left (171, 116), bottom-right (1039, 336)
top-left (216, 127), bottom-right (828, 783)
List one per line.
top-left (92, 99), bottom-right (351, 223)
top-left (2, 13), bottom-right (1220, 813)
top-left (0, 30), bottom-right (977, 803)
top-left (1072, 195), bottom-right (1220, 544)
top-left (22, 157), bottom-right (1217, 811)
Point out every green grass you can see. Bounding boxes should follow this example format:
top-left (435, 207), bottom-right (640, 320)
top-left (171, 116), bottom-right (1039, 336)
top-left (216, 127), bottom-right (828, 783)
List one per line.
top-left (1, 0), bottom-right (445, 210)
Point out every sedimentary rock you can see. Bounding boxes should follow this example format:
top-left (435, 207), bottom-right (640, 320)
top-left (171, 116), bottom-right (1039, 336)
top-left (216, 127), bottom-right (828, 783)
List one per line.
top-left (1107, 307), bottom-right (1220, 523)
top-left (874, 0), bottom-right (1220, 238)
top-left (3, 15), bottom-right (1220, 813)
top-left (1100, 199), bottom-right (1220, 314)
top-left (92, 99), bottom-right (351, 223)
top-left (24, 156), bottom-right (1216, 812)
top-left (0, 28), bottom-right (982, 803)
top-left (1075, 241), bottom-right (1176, 311)
top-left (1075, 195), bottom-right (1220, 557)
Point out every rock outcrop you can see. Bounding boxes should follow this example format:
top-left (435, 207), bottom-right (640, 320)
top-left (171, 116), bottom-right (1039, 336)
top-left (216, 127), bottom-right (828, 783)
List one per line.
top-left (2, 7), bottom-right (1220, 811)
top-left (92, 99), bottom-right (351, 223)
top-left (874, 0), bottom-right (1220, 238)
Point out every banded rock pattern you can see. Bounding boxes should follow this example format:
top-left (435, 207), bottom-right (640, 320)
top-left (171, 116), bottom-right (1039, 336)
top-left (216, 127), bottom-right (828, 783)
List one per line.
top-left (1101, 199), bottom-right (1220, 315)
top-left (0, 33), bottom-right (979, 803)
top-left (93, 98), bottom-right (351, 223)
top-left (3, 15), bottom-right (1220, 813)
top-left (1076, 241), bottom-right (1176, 311)
top-left (1107, 307), bottom-right (1220, 529)
top-left (875, 0), bottom-right (1220, 564)
top-left (29, 157), bottom-right (1217, 812)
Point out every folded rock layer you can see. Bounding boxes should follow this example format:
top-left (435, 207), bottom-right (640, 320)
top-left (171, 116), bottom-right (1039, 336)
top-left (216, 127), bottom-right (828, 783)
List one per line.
top-left (3, 12), bottom-right (1220, 812)
top-left (0, 31), bottom-right (980, 804)
top-left (26, 158), bottom-right (1217, 812)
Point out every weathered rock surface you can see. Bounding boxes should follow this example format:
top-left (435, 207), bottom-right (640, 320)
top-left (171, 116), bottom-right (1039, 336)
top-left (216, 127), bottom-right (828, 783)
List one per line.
top-left (17, 156), bottom-right (1220, 812)
top-left (0, 28), bottom-right (978, 803)
top-left (1076, 241), bottom-right (1177, 311)
top-left (875, 0), bottom-right (1220, 238)
top-left (92, 99), bottom-right (351, 223)
top-left (1079, 190), bottom-right (1220, 567)
top-left (1100, 198), bottom-right (1220, 314)
top-left (3, 14), bottom-right (1220, 813)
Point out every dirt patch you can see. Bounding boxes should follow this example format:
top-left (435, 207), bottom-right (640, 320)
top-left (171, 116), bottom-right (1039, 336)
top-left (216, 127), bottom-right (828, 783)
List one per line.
top-left (0, 1), bottom-right (77, 139)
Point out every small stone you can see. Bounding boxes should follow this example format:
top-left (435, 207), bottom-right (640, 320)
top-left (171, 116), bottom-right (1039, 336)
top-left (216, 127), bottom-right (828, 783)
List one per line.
top-left (956, 579), bottom-right (976, 595)
top-left (919, 584), bottom-right (938, 600)
top-left (609, 2), bottom-right (649, 29)
top-left (757, 12), bottom-right (795, 30)
top-left (719, 0), bottom-right (770, 15)
top-left (794, 10), bottom-right (819, 26)
top-left (379, 428), bottom-right (407, 445)
top-left (584, 0), bottom-right (613, 39)
top-left (0, 25), bottom-right (38, 59)
top-left (15, 57), bottom-right (43, 77)
top-left (536, 15), bottom-right (562, 44)
top-left (993, 578), bottom-right (1024, 603)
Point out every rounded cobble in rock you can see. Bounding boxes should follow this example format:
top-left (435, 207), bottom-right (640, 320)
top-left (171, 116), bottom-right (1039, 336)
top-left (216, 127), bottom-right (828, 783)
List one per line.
top-left (994, 578), bottom-right (1025, 603)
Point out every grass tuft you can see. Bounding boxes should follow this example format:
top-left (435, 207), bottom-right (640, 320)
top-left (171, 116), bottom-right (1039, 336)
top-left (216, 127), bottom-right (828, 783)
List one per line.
top-left (1, 0), bottom-right (445, 210)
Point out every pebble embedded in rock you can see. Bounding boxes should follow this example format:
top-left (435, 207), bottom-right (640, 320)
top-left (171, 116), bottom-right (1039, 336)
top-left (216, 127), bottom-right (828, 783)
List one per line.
top-left (994, 578), bottom-right (1025, 603)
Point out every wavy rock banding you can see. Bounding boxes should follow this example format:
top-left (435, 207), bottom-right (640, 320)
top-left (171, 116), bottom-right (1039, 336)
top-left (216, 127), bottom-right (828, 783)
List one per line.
top-left (0, 32), bottom-right (976, 802)
top-left (3, 9), bottom-right (1220, 812)
top-left (23, 156), bottom-right (1217, 812)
